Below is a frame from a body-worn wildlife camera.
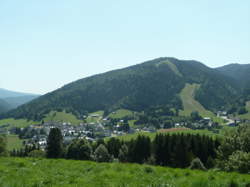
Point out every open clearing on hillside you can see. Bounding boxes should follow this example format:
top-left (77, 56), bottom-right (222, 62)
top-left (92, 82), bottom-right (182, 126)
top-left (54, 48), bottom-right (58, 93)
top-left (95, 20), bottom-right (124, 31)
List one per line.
top-left (180, 83), bottom-right (215, 117)
top-left (0, 158), bottom-right (249, 187)
top-left (238, 101), bottom-right (250, 120)
top-left (44, 111), bottom-right (83, 125)
top-left (156, 60), bottom-right (183, 77)
top-left (6, 135), bottom-right (23, 151)
top-left (0, 118), bottom-right (36, 129)
top-left (108, 109), bottom-right (133, 119)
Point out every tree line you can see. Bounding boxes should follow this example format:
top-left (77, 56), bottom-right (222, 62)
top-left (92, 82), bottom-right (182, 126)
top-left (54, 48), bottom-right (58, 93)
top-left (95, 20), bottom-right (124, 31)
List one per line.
top-left (4, 123), bottom-right (250, 173)
top-left (10, 128), bottom-right (219, 169)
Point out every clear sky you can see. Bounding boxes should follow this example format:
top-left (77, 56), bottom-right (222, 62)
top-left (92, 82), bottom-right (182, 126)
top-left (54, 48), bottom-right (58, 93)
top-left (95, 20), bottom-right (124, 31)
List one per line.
top-left (0, 0), bottom-right (249, 94)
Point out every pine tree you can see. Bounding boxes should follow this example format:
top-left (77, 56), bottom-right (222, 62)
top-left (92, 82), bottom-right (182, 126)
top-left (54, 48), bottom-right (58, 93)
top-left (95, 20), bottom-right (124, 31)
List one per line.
top-left (46, 128), bottom-right (63, 158)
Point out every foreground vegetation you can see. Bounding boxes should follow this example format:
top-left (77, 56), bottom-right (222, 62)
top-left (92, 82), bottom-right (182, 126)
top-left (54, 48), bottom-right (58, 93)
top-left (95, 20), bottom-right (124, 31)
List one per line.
top-left (0, 157), bottom-right (249, 187)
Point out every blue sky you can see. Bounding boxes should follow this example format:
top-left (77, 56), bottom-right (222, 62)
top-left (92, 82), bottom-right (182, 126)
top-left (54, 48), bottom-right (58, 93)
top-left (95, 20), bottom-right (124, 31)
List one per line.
top-left (0, 0), bottom-right (249, 94)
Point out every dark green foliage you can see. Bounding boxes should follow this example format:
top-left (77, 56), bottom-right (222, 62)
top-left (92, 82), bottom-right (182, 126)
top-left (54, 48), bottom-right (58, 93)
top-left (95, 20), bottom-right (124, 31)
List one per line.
top-left (46, 128), bottom-right (63, 158)
top-left (216, 124), bottom-right (250, 173)
top-left (66, 139), bottom-right (92, 160)
top-left (1, 57), bottom-right (241, 120)
top-left (118, 144), bottom-right (129, 162)
top-left (128, 135), bottom-right (151, 164)
top-left (238, 107), bottom-right (248, 115)
top-left (94, 144), bottom-right (111, 162)
top-left (106, 138), bottom-right (122, 158)
top-left (190, 111), bottom-right (202, 121)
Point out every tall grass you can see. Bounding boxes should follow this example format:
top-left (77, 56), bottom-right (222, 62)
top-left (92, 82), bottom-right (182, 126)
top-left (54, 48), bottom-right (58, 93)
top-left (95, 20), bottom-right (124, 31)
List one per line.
top-left (0, 157), bottom-right (249, 187)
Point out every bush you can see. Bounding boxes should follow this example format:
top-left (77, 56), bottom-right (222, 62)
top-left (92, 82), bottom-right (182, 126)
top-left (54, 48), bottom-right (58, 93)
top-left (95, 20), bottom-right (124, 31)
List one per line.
top-left (189, 158), bottom-right (207, 171)
top-left (28, 150), bottom-right (46, 158)
top-left (93, 144), bottom-right (111, 162)
top-left (224, 151), bottom-right (250, 173)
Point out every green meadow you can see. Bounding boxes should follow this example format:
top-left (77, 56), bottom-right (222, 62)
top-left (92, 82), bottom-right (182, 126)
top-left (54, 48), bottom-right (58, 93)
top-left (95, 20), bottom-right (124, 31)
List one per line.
top-left (0, 118), bottom-right (36, 129)
top-left (0, 157), bottom-right (249, 187)
top-left (6, 135), bottom-right (23, 151)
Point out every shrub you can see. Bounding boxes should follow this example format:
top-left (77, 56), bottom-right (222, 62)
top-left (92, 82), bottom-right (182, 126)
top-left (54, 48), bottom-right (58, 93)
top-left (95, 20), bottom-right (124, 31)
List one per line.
top-left (189, 158), bottom-right (207, 171)
top-left (28, 150), bottom-right (46, 158)
top-left (93, 144), bottom-right (111, 162)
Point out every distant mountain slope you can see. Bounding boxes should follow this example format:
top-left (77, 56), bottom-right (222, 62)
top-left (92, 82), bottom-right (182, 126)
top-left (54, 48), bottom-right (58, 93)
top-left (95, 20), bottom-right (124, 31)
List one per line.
top-left (0, 88), bottom-right (40, 113)
top-left (2, 57), bottom-right (239, 121)
top-left (3, 95), bottom-right (39, 109)
top-left (216, 64), bottom-right (250, 88)
top-left (0, 99), bottom-right (11, 113)
top-left (0, 88), bottom-right (38, 98)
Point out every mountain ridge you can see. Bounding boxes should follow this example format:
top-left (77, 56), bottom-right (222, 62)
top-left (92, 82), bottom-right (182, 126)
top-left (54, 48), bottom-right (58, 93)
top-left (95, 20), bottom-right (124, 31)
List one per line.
top-left (2, 57), bottom-right (244, 121)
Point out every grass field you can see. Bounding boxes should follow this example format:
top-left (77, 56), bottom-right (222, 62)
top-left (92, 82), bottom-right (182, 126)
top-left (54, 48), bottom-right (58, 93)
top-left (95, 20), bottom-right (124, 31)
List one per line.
top-left (238, 101), bottom-right (250, 120)
top-left (108, 109), bottom-right (133, 119)
top-left (0, 157), bottom-right (249, 187)
top-left (6, 135), bottom-right (23, 151)
top-left (179, 84), bottom-right (225, 124)
top-left (179, 84), bottom-right (215, 117)
top-left (86, 111), bottom-right (104, 123)
top-left (0, 118), bottom-right (37, 129)
top-left (44, 111), bottom-right (83, 125)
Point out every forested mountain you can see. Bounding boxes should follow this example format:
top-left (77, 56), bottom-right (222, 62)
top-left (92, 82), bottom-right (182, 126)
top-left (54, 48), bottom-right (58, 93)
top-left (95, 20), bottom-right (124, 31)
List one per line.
top-left (1, 57), bottom-right (241, 121)
top-left (216, 64), bottom-right (250, 88)
top-left (0, 88), bottom-right (39, 113)
top-left (0, 99), bottom-right (11, 114)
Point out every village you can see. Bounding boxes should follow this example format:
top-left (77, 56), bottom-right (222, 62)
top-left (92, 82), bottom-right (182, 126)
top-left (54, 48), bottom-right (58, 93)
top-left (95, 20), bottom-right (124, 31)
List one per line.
top-left (0, 109), bottom-right (246, 151)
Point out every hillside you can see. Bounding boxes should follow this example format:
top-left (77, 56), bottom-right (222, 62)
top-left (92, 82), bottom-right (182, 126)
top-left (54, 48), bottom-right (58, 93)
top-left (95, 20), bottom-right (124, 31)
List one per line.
top-left (0, 88), bottom-right (39, 113)
top-left (179, 83), bottom-right (215, 117)
top-left (216, 63), bottom-right (250, 88)
top-left (1, 57), bottom-right (240, 121)
top-left (0, 157), bottom-right (249, 187)
top-left (0, 99), bottom-right (11, 113)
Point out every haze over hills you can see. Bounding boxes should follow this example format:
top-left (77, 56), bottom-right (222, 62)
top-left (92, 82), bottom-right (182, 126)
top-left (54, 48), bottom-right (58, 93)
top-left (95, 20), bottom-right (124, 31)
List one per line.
top-left (0, 88), bottom-right (40, 113)
top-left (2, 57), bottom-right (249, 121)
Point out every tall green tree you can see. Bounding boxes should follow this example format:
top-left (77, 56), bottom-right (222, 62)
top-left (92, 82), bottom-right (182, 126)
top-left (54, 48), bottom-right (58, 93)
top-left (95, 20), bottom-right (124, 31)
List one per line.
top-left (46, 128), bottom-right (63, 158)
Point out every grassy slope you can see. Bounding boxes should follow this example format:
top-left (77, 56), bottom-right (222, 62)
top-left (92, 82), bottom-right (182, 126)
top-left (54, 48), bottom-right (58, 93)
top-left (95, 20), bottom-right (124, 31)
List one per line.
top-left (238, 101), bottom-right (250, 120)
top-left (108, 109), bottom-right (133, 119)
top-left (180, 83), bottom-right (214, 117)
top-left (86, 111), bottom-right (104, 123)
top-left (0, 118), bottom-right (37, 129)
top-left (6, 135), bottom-right (23, 151)
top-left (0, 158), bottom-right (249, 187)
top-left (179, 84), bottom-right (224, 124)
top-left (44, 111), bottom-right (82, 125)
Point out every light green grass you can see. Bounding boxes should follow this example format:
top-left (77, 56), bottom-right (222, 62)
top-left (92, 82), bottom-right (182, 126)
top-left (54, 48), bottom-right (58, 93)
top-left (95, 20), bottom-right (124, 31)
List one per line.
top-left (179, 84), bottom-right (224, 124)
top-left (6, 135), bottom-right (23, 151)
top-left (0, 157), bottom-right (249, 187)
top-left (44, 111), bottom-right (82, 125)
top-left (108, 109), bottom-right (133, 119)
top-left (0, 118), bottom-right (36, 129)
top-left (157, 60), bottom-right (183, 77)
top-left (86, 111), bottom-right (104, 123)
top-left (238, 101), bottom-right (250, 120)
